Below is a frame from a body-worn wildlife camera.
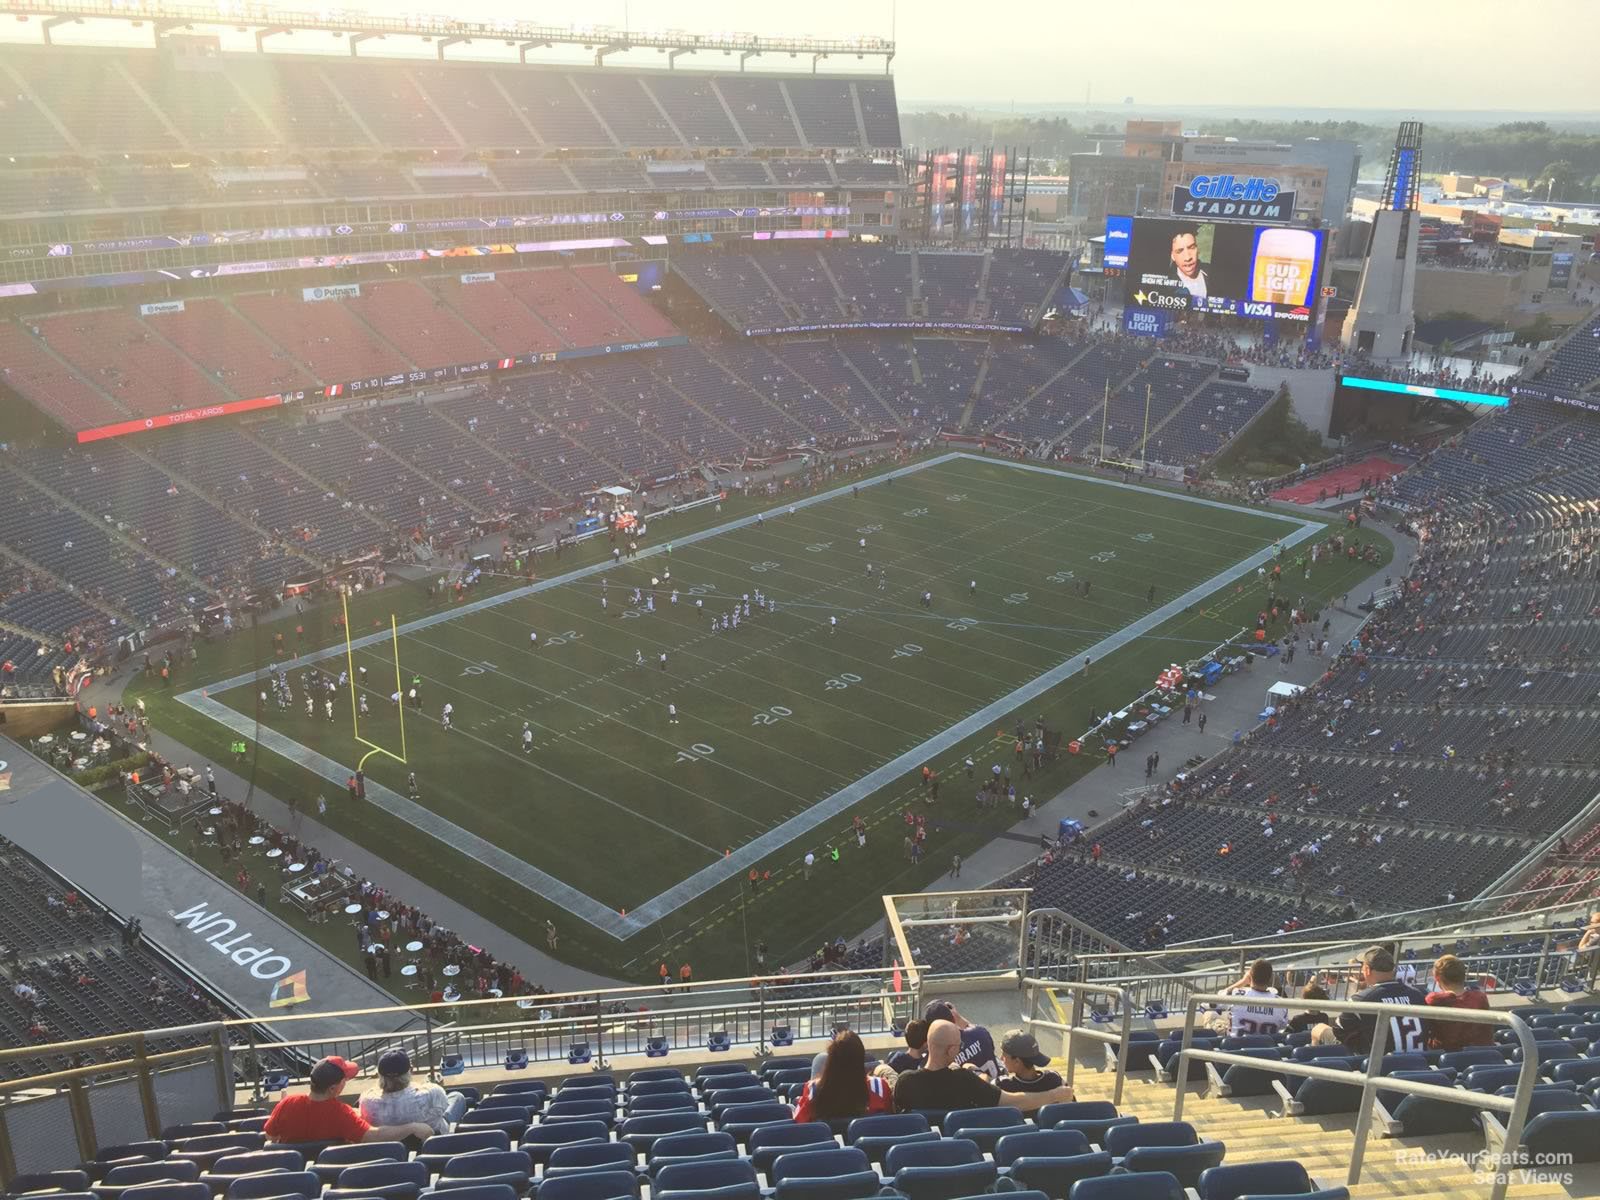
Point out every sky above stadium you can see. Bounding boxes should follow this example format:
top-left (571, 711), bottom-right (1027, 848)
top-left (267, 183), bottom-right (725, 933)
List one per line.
top-left (458, 0), bottom-right (1594, 111)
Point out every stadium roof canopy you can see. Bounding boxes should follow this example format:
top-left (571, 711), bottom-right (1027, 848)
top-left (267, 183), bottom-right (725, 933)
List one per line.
top-left (0, 0), bottom-right (897, 69)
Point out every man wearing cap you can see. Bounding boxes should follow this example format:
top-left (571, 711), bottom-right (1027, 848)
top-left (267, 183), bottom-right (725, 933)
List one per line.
top-left (1316, 945), bottom-right (1428, 1054)
top-left (996, 1031), bottom-right (1064, 1094)
top-left (922, 998), bottom-right (999, 1080)
top-left (893, 1020), bottom-right (1072, 1114)
top-left (360, 1049), bottom-right (469, 1137)
top-left (263, 1056), bottom-right (437, 1145)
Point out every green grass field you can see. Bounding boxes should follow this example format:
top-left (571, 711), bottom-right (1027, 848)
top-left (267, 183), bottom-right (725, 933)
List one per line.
top-left (142, 453), bottom-right (1393, 983)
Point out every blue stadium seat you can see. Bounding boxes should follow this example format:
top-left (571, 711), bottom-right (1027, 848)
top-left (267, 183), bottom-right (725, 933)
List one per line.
top-left (544, 1100), bottom-right (616, 1126)
top-left (618, 1113), bottom-right (707, 1153)
top-left (1438, 1048), bottom-right (1504, 1072)
top-left (1120, 1143), bottom-right (1227, 1188)
top-left (768, 1148), bottom-right (872, 1186)
top-left (440, 1056), bottom-right (466, 1078)
top-left (9, 1172), bottom-right (90, 1197)
top-left (1520, 1111), bottom-right (1600, 1162)
top-left (94, 1144), bottom-right (171, 1174)
top-left (770, 1026), bottom-right (795, 1048)
top-left (770, 1176), bottom-right (883, 1200)
top-left (199, 1150), bottom-right (306, 1192)
top-left (881, 1141), bottom-right (994, 1200)
top-left (1511, 1040), bottom-right (1580, 1069)
top-left (708, 1031), bottom-right (732, 1053)
top-left (646, 1132), bottom-right (739, 1177)
top-left (98, 1162), bottom-right (199, 1198)
top-left (433, 1151), bottom-right (532, 1191)
top-left (699, 1073), bottom-right (762, 1096)
top-left (995, 1129), bottom-right (1091, 1167)
top-left (327, 1160), bottom-right (429, 1200)
top-left (1104, 1123), bottom-right (1197, 1159)
top-left (162, 1125), bottom-right (226, 1142)
top-left (626, 1079), bottom-right (691, 1099)
top-left (543, 1143), bottom-right (635, 1179)
top-left (312, 1144), bottom-right (409, 1185)
top-left (519, 1124), bottom-right (611, 1168)
top-left (1067, 1172), bottom-right (1185, 1200)
top-left (707, 1088), bottom-right (772, 1118)
top-left (1219, 1048), bottom-right (1290, 1098)
top-left (1036, 1102), bottom-right (1117, 1126)
top-left (567, 1044), bottom-right (593, 1066)
top-left (645, 1037), bottom-right (670, 1059)
top-left (1389, 1090), bottom-right (1481, 1137)
top-left (535, 1172), bottom-right (639, 1200)
top-left (653, 1159), bottom-right (759, 1200)
top-left (416, 1133), bottom-right (511, 1175)
top-left (745, 1123), bottom-right (835, 1175)
top-left (717, 1102), bottom-right (793, 1142)
top-left (225, 1171), bottom-right (320, 1200)
top-left (505, 1049), bottom-right (529, 1071)
top-left (940, 1109), bottom-right (1028, 1153)
top-left (1551, 1059), bottom-right (1600, 1087)
top-left (1463, 1065), bottom-right (1526, 1094)
top-left (118, 1186), bottom-right (212, 1200)
top-left (628, 1069), bottom-right (685, 1086)
top-left (1007, 1154), bottom-right (1115, 1197)
top-left (420, 1187), bottom-right (518, 1200)
top-left (1196, 1160), bottom-right (1313, 1200)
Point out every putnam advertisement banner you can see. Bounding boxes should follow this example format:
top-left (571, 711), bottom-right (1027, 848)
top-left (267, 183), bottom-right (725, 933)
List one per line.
top-left (303, 283), bottom-right (362, 302)
top-left (460, 272), bottom-right (497, 285)
top-left (139, 300), bottom-right (186, 316)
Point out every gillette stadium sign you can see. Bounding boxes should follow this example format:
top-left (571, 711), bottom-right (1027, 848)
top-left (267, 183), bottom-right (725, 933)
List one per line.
top-left (1173, 175), bottom-right (1295, 223)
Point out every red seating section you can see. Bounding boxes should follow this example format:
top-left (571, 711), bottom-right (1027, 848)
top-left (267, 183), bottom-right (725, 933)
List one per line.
top-left (35, 310), bottom-right (229, 417)
top-left (4, 269), bottom-right (679, 434)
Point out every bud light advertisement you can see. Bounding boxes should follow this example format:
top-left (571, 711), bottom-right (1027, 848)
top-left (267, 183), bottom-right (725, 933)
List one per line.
top-left (1126, 217), bottom-right (1325, 324)
top-left (1121, 308), bottom-right (1171, 337)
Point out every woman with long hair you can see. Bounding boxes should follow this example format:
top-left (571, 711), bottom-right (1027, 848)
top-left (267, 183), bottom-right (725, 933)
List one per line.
top-left (794, 1030), bottom-right (894, 1122)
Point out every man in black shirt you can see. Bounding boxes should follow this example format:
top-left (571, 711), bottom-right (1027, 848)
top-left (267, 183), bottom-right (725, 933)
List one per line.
top-left (1322, 946), bottom-right (1428, 1054)
top-left (997, 1031), bottom-right (1064, 1094)
top-left (884, 1019), bottom-right (928, 1075)
top-left (893, 1021), bottom-right (1072, 1114)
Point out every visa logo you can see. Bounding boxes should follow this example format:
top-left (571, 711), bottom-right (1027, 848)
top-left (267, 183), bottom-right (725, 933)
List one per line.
top-left (1242, 301), bottom-right (1274, 317)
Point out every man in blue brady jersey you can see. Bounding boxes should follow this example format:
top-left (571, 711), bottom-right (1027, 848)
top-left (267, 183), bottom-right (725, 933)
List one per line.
top-left (922, 998), bottom-right (999, 1080)
top-left (1316, 945), bottom-right (1428, 1054)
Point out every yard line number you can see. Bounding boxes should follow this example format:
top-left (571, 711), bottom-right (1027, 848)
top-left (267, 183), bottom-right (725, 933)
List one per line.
top-left (460, 660), bottom-right (499, 677)
top-left (675, 743), bottom-right (716, 764)
top-left (824, 672), bottom-right (863, 691)
top-left (751, 705), bottom-right (793, 727)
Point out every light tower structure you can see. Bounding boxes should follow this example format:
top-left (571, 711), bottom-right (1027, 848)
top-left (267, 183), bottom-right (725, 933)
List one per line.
top-left (1341, 122), bottom-right (1423, 359)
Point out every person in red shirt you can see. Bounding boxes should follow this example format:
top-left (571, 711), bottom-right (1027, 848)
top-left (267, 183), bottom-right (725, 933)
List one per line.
top-left (1424, 954), bottom-right (1493, 1052)
top-left (793, 1031), bottom-right (894, 1123)
top-left (264, 1057), bottom-right (435, 1145)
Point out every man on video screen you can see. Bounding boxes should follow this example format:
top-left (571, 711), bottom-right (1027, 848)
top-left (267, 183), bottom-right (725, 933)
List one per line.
top-left (1166, 224), bottom-right (1209, 299)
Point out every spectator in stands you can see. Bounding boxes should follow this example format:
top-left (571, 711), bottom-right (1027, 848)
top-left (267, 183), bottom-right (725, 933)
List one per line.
top-left (884, 1018), bottom-right (928, 1074)
top-left (359, 1049), bottom-right (468, 1136)
top-left (1285, 982), bottom-right (1333, 1034)
top-left (996, 1031), bottom-right (1064, 1094)
top-left (1424, 954), bottom-right (1493, 1051)
top-left (1580, 911), bottom-right (1600, 982)
top-left (893, 1020), bottom-right (1073, 1114)
top-left (1311, 946), bottom-right (1428, 1053)
top-left (264, 1056), bottom-right (436, 1145)
top-left (793, 1031), bottom-right (894, 1122)
top-left (922, 998), bottom-right (999, 1079)
top-left (1213, 959), bottom-right (1290, 1038)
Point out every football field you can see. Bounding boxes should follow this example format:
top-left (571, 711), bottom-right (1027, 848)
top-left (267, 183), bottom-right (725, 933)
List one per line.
top-left (181, 453), bottom-right (1329, 956)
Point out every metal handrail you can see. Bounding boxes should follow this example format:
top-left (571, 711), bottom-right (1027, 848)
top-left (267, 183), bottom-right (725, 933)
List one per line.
top-left (1019, 976), bottom-right (1134, 1105)
top-left (1073, 895), bottom-right (1595, 968)
top-left (1172, 993), bottom-right (1540, 1200)
top-left (0, 964), bottom-right (910, 1067)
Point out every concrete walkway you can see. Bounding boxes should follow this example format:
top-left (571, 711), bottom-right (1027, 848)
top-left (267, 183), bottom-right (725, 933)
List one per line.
top-left (80, 671), bottom-right (627, 994)
top-left (925, 518), bottom-right (1417, 900)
